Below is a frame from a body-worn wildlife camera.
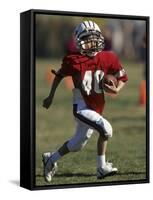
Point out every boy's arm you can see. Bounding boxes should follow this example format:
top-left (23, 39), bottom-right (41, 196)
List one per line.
top-left (116, 80), bottom-right (126, 92)
top-left (43, 74), bottom-right (63, 109)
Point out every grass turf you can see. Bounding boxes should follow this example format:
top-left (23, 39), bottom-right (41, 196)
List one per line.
top-left (35, 58), bottom-right (147, 187)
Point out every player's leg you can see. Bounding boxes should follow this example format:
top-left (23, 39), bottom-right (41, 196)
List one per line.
top-left (73, 104), bottom-right (113, 138)
top-left (42, 119), bottom-right (93, 182)
top-left (97, 135), bottom-right (108, 156)
top-left (66, 120), bottom-right (93, 152)
top-left (73, 104), bottom-right (118, 178)
top-left (45, 120), bottom-right (93, 159)
top-left (97, 135), bottom-right (118, 179)
top-left (96, 118), bottom-right (118, 178)
top-left (96, 117), bottom-right (112, 168)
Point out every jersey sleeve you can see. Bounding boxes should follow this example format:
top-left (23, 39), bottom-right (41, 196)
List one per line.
top-left (108, 52), bottom-right (128, 82)
top-left (57, 56), bottom-right (74, 77)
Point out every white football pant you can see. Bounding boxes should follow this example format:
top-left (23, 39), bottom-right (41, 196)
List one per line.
top-left (67, 89), bottom-right (113, 152)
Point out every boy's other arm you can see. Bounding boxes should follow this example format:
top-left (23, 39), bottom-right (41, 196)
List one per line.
top-left (43, 74), bottom-right (63, 109)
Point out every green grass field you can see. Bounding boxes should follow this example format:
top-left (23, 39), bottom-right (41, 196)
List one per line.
top-left (35, 58), bottom-right (147, 187)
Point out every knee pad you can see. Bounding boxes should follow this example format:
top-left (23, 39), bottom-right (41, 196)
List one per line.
top-left (96, 118), bottom-right (113, 138)
top-left (102, 118), bottom-right (113, 137)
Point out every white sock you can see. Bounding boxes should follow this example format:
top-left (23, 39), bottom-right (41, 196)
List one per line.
top-left (50, 151), bottom-right (61, 163)
top-left (97, 155), bottom-right (106, 168)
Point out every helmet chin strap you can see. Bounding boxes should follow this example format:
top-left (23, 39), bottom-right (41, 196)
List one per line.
top-left (80, 47), bottom-right (97, 56)
top-left (86, 52), bottom-right (98, 57)
top-left (80, 50), bottom-right (99, 57)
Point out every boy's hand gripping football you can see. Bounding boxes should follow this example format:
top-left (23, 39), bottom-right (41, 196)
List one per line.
top-left (104, 79), bottom-right (125, 95)
top-left (104, 80), bottom-right (119, 94)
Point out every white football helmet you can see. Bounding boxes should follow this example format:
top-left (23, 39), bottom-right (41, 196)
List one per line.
top-left (74, 21), bottom-right (105, 57)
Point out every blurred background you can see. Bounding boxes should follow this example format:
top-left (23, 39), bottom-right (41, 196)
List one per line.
top-left (36, 15), bottom-right (146, 61)
top-left (35, 14), bottom-right (147, 186)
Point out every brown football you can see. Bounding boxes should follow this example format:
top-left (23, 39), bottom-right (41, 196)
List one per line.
top-left (104, 74), bottom-right (118, 87)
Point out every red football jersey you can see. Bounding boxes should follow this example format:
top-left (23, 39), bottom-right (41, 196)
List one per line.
top-left (57, 51), bottom-right (128, 114)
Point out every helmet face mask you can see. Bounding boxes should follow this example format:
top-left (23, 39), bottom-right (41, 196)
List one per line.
top-left (75, 21), bottom-right (105, 57)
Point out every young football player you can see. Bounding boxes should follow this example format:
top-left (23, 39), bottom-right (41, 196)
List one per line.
top-left (43, 20), bottom-right (128, 182)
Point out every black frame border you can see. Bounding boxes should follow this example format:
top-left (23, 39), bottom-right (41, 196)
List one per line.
top-left (20, 9), bottom-right (150, 190)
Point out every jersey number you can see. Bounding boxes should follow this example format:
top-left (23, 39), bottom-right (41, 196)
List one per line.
top-left (82, 70), bottom-right (104, 95)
